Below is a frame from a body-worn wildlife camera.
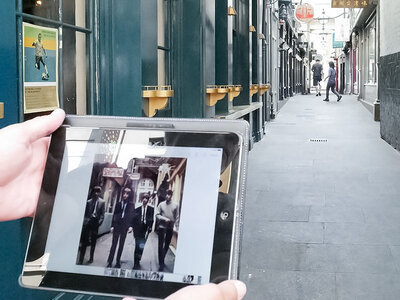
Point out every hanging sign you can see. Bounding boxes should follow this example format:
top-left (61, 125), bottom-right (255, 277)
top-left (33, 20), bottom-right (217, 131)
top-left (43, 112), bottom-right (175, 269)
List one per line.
top-left (332, 33), bottom-right (345, 48)
top-left (295, 3), bottom-right (314, 23)
top-left (331, 0), bottom-right (370, 8)
top-left (23, 23), bottom-right (59, 114)
top-left (335, 17), bottom-right (351, 41)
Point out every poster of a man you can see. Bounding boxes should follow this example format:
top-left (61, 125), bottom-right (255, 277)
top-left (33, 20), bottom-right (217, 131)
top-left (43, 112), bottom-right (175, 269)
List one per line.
top-left (23, 22), bottom-right (59, 113)
top-left (32, 32), bottom-right (49, 80)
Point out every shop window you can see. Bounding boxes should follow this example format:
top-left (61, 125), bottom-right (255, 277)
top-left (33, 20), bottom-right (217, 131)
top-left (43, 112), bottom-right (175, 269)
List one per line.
top-left (367, 19), bottom-right (376, 83)
top-left (23, 0), bottom-right (60, 21)
top-left (17, 0), bottom-right (91, 116)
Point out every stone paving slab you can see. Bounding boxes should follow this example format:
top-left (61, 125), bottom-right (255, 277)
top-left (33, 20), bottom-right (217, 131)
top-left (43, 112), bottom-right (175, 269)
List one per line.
top-left (241, 241), bottom-right (397, 274)
top-left (240, 94), bottom-right (400, 299)
top-left (242, 269), bottom-right (336, 300)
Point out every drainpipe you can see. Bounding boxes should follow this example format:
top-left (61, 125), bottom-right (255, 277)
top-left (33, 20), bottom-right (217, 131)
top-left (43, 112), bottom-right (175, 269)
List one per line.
top-left (374, 0), bottom-right (380, 121)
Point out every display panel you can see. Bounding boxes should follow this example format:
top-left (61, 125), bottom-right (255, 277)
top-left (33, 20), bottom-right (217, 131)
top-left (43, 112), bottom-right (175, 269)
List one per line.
top-left (44, 127), bottom-right (222, 285)
top-left (21, 116), bottom-right (248, 299)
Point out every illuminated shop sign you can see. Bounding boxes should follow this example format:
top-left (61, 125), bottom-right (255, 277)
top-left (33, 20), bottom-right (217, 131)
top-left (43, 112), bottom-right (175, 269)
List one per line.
top-left (331, 0), bottom-right (370, 8)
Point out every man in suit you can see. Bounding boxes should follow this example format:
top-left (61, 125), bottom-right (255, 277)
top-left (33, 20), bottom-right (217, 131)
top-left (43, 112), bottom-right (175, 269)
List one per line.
top-left (133, 194), bottom-right (154, 269)
top-left (78, 185), bottom-right (105, 264)
top-left (107, 187), bottom-right (135, 268)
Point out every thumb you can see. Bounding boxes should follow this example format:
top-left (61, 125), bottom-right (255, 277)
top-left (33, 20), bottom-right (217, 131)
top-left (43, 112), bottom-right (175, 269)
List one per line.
top-left (217, 280), bottom-right (247, 300)
top-left (23, 109), bottom-right (65, 143)
top-left (165, 280), bottom-right (246, 300)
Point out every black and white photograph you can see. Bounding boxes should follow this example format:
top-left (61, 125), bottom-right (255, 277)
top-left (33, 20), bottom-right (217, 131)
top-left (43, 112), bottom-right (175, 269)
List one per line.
top-left (76, 151), bottom-right (187, 275)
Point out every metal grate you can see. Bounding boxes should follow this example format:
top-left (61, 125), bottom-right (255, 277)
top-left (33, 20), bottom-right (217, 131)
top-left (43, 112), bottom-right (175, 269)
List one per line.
top-left (309, 138), bottom-right (328, 142)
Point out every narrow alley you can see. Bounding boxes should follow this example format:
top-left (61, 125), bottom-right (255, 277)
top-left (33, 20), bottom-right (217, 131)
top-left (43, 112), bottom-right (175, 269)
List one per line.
top-left (241, 94), bottom-right (400, 299)
top-left (2, 0), bottom-right (400, 299)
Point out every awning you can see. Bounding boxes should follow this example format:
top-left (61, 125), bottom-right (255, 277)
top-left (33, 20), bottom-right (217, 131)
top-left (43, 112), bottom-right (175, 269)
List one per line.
top-left (352, 4), bottom-right (377, 32)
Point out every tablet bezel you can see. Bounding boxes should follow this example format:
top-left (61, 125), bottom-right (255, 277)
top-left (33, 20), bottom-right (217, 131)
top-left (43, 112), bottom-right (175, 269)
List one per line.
top-left (20, 115), bottom-right (249, 299)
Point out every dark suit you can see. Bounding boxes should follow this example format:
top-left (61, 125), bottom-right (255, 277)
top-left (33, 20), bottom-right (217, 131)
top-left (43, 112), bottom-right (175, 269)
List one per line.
top-left (79, 197), bottom-right (105, 264)
top-left (107, 200), bottom-right (134, 266)
top-left (133, 205), bottom-right (154, 267)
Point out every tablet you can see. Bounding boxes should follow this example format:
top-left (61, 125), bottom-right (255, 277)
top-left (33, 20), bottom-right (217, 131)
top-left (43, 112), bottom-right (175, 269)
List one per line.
top-left (20, 115), bottom-right (249, 299)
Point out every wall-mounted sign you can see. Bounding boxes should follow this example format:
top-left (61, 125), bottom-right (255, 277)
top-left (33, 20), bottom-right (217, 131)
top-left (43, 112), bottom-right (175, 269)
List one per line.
top-left (331, 0), bottom-right (370, 8)
top-left (332, 33), bottom-right (345, 48)
top-left (23, 23), bottom-right (59, 114)
top-left (295, 3), bottom-right (314, 23)
top-left (103, 167), bottom-right (125, 178)
top-left (129, 173), bottom-right (141, 180)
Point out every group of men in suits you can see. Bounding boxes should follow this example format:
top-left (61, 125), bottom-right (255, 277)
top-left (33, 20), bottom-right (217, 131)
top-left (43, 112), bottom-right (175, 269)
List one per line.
top-left (107, 187), bottom-right (154, 269)
top-left (79, 185), bottom-right (178, 272)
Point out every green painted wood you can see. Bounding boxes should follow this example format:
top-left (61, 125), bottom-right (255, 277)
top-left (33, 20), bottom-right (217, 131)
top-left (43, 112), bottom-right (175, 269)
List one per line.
top-left (171, 0), bottom-right (215, 118)
top-left (215, 0), bottom-right (229, 114)
top-left (0, 2), bottom-right (18, 128)
top-left (98, 0), bottom-right (142, 117)
top-left (141, 0), bottom-right (158, 88)
top-left (233, 0), bottom-right (250, 106)
top-left (251, 0), bottom-right (258, 103)
top-left (203, 0), bottom-right (216, 118)
top-left (98, 0), bottom-right (113, 115)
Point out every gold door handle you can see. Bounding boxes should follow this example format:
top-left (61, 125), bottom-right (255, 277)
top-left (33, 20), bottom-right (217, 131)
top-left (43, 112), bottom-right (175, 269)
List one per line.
top-left (0, 102), bottom-right (4, 119)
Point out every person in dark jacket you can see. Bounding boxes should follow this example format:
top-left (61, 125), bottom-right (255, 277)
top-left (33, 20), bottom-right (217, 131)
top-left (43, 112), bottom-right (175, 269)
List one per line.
top-left (107, 187), bottom-right (135, 268)
top-left (133, 194), bottom-right (154, 269)
top-left (78, 185), bottom-right (105, 264)
top-left (312, 58), bottom-right (323, 96)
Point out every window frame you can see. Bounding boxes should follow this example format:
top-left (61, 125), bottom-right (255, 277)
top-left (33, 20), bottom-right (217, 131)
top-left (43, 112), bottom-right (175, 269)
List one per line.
top-left (365, 16), bottom-right (376, 84)
top-left (157, 0), bottom-right (171, 86)
top-left (15, 0), bottom-right (96, 119)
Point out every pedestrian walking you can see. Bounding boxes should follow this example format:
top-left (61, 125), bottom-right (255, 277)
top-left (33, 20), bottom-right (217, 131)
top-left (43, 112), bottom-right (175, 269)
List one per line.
top-left (323, 61), bottom-right (342, 102)
top-left (311, 58), bottom-right (323, 96)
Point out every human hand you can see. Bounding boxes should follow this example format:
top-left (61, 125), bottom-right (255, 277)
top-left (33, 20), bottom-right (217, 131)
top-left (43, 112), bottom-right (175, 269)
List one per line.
top-left (128, 226), bottom-right (133, 233)
top-left (122, 280), bottom-right (246, 300)
top-left (0, 109), bottom-right (65, 222)
top-left (110, 227), bottom-right (114, 233)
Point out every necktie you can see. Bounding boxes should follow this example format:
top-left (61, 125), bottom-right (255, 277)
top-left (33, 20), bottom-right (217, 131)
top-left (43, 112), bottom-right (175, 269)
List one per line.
top-left (121, 202), bottom-right (126, 218)
top-left (92, 200), bottom-right (98, 218)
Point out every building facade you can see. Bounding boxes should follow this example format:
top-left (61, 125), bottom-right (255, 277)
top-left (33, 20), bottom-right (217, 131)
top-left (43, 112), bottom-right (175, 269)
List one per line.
top-left (0, 1), bottom-right (307, 299)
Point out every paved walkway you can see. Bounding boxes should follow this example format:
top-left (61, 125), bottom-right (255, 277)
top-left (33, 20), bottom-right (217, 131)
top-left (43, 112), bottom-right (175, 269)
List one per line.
top-left (79, 231), bottom-right (175, 272)
top-left (240, 94), bottom-right (400, 299)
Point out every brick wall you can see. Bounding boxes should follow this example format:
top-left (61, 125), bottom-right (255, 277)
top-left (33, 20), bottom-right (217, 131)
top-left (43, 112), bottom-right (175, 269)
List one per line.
top-left (379, 52), bottom-right (400, 150)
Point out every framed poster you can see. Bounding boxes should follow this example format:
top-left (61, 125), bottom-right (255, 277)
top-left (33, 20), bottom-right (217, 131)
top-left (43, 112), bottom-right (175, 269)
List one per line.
top-left (23, 22), bottom-right (59, 114)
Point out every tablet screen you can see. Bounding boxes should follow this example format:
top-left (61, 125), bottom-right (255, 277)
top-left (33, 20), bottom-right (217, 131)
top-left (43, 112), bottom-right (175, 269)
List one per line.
top-left (45, 127), bottom-right (222, 285)
top-left (22, 119), bottom-right (246, 298)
